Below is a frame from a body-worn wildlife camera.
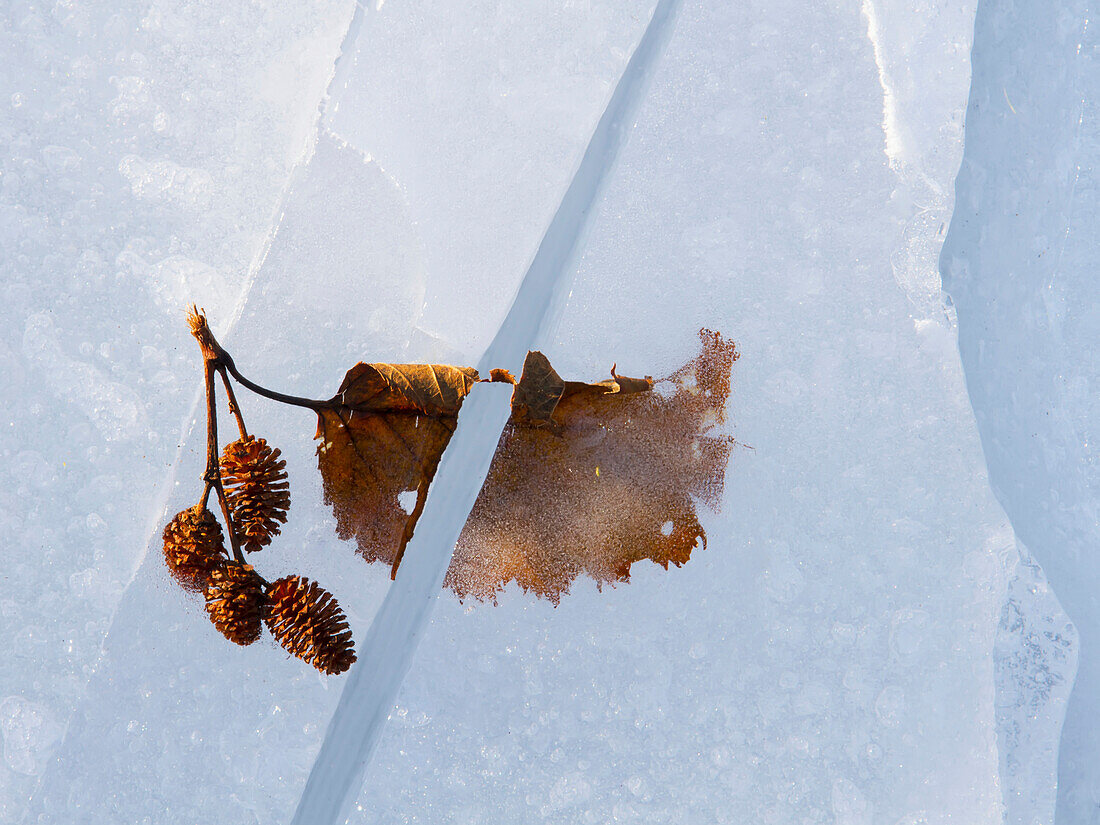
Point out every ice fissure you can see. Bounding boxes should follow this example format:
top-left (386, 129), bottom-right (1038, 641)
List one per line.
top-left (942, 0), bottom-right (1094, 820)
top-left (291, 2), bottom-right (683, 821)
top-left (19, 1), bottom-right (361, 820)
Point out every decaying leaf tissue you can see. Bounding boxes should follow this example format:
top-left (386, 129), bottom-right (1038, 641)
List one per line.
top-left (163, 307), bottom-right (737, 673)
top-left (449, 331), bottom-right (737, 604)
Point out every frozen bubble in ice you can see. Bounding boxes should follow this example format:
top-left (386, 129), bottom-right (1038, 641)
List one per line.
top-left (874, 687), bottom-right (906, 728)
top-left (0, 697), bottom-right (62, 776)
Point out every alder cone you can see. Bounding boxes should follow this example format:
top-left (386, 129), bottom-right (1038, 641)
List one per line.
top-left (264, 576), bottom-right (356, 675)
top-left (204, 562), bottom-right (266, 645)
top-left (220, 435), bottom-right (290, 553)
top-left (162, 505), bottom-right (228, 593)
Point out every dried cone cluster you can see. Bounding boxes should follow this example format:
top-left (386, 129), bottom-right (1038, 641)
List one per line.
top-left (162, 505), bottom-right (228, 593)
top-left (221, 436), bottom-right (290, 553)
top-left (162, 439), bottom-right (356, 673)
top-left (163, 310), bottom-right (357, 676)
top-left (265, 576), bottom-right (357, 675)
top-left (204, 562), bottom-right (266, 645)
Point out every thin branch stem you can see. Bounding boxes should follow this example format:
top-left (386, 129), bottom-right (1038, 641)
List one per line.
top-left (219, 366), bottom-right (249, 439)
top-left (203, 357), bottom-right (245, 565)
top-left (187, 306), bottom-right (330, 412)
top-left (221, 357), bottom-right (331, 411)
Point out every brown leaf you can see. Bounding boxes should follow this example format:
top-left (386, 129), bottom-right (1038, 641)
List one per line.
top-left (444, 329), bottom-right (738, 603)
top-left (336, 362), bottom-right (479, 415)
top-left (316, 362), bottom-right (480, 573)
top-left (315, 333), bottom-right (738, 603)
top-left (487, 368), bottom-right (516, 385)
top-left (508, 351), bottom-right (567, 425)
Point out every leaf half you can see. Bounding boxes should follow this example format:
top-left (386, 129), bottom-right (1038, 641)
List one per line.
top-left (446, 329), bottom-right (738, 603)
top-left (316, 363), bottom-right (479, 574)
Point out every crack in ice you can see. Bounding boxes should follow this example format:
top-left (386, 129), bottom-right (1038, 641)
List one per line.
top-left (290, 1), bottom-right (685, 822)
top-left (860, 0), bottom-right (905, 169)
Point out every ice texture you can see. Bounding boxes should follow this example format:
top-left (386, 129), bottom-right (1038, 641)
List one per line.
top-left (327, 0), bottom-right (659, 362)
top-left (14, 2), bottom-right (666, 823)
top-left (0, 1), bottom-right (350, 820)
top-left (942, 0), bottom-right (1097, 819)
top-left (995, 541), bottom-right (1077, 825)
top-left (345, 1), bottom-right (1021, 823)
top-left (2, 0), bottom-right (1087, 822)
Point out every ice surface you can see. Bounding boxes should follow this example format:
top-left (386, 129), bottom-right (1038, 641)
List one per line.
top-left (13, 2), bottom-right (666, 823)
top-left (4, 0), bottom-right (1087, 821)
top-left (346, 1), bottom-right (1020, 822)
top-left (327, 0), bottom-right (658, 362)
top-left (942, 0), bottom-right (1097, 819)
top-left (995, 541), bottom-right (1077, 825)
top-left (0, 1), bottom-right (349, 820)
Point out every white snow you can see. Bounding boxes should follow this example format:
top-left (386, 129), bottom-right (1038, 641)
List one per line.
top-left (1, 0), bottom-right (1093, 823)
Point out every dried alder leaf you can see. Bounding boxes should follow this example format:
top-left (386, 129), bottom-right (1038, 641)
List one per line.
top-left (507, 351), bottom-right (566, 425)
top-left (315, 331), bottom-right (737, 603)
top-left (445, 329), bottom-right (738, 603)
top-left (316, 363), bottom-right (480, 572)
top-left (336, 362), bottom-right (480, 415)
